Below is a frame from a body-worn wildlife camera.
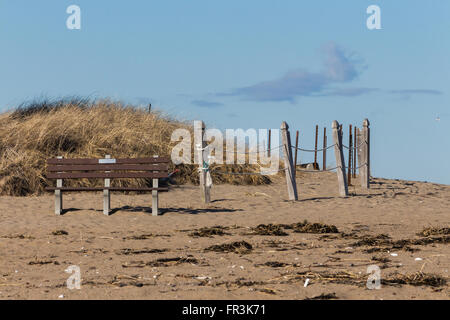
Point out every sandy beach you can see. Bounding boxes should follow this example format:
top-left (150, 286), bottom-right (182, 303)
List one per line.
top-left (0, 172), bottom-right (448, 300)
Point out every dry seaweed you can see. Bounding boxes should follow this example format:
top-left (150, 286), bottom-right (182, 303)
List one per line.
top-left (383, 272), bottom-right (447, 287)
top-left (116, 248), bottom-right (168, 255)
top-left (205, 241), bottom-right (253, 254)
top-left (189, 226), bottom-right (231, 238)
top-left (51, 230), bottom-right (68, 236)
top-left (288, 220), bottom-right (339, 234)
top-left (417, 227), bottom-right (450, 237)
top-left (122, 256), bottom-right (199, 268)
top-left (248, 224), bottom-right (288, 236)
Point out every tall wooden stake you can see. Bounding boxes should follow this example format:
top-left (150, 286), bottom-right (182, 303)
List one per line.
top-left (196, 121), bottom-right (211, 203)
top-left (323, 127), bottom-right (327, 171)
top-left (294, 130), bottom-right (299, 166)
top-left (332, 121), bottom-right (348, 197)
top-left (314, 125), bottom-right (319, 169)
top-left (353, 126), bottom-right (357, 178)
top-left (268, 129), bottom-right (272, 157)
top-left (348, 125), bottom-right (352, 186)
top-left (281, 122), bottom-right (298, 201)
top-left (362, 119), bottom-right (370, 189)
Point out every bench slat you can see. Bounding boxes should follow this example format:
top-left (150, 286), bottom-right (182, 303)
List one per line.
top-left (45, 187), bottom-right (169, 192)
top-left (47, 172), bottom-right (169, 179)
top-left (47, 163), bottom-right (169, 172)
top-left (47, 157), bottom-right (170, 165)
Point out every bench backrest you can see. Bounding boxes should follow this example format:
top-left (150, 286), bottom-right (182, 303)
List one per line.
top-left (46, 157), bottom-right (170, 179)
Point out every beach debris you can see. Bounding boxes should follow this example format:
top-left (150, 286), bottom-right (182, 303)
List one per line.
top-left (205, 241), bottom-right (253, 254)
top-left (415, 258), bottom-right (423, 261)
top-left (248, 224), bottom-right (288, 236)
top-left (115, 248), bottom-right (167, 255)
top-left (304, 279), bottom-right (310, 288)
top-left (288, 220), bottom-right (339, 234)
top-left (58, 294), bottom-right (64, 299)
top-left (122, 256), bottom-right (199, 268)
top-left (51, 230), bottom-right (68, 236)
top-left (417, 227), bottom-right (449, 237)
top-left (390, 253), bottom-right (398, 257)
top-left (188, 226), bottom-right (231, 238)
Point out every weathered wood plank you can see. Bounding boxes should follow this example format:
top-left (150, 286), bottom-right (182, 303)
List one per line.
top-left (47, 163), bottom-right (169, 172)
top-left (47, 172), bottom-right (168, 179)
top-left (47, 157), bottom-right (170, 165)
top-left (332, 121), bottom-right (348, 197)
top-left (281, 121), bottom-right (298, 201)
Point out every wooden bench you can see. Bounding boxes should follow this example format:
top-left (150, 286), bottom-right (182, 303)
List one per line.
top-left (45, 156), bottom-right (169, 216)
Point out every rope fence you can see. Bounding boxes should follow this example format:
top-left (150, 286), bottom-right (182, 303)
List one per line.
top-left (195, 119), bottom-right (371, 203)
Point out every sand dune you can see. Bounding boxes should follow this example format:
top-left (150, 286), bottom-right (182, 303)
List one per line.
top-left (0, 172), bottom-right (448, 300)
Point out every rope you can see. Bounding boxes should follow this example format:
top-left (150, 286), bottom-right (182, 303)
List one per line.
top-left (213, 168), bottom-right (287, 176)
top-left (296, 166), bottom-right (340, 173)
top-left (291, 144), bottom-right (336, 153)
top-left (226, 145), bottom-right (283, 155)
top-left (342, 140), bottom-right (366, 151)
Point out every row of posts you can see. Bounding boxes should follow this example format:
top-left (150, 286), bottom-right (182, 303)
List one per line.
top-left (197, 119), bottom-right (370, 203)
top-left (281, 119), bottom-right (371, 201)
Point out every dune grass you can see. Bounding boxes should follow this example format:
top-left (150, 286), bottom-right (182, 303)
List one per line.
top-left (0, 98), bottom-right (272, 196)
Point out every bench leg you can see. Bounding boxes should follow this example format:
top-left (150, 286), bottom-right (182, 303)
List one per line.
top-left (152, 178), bottom-right (159, 216)
top-left (103, 189), bottom-right (110, 216)
top-left (103, 155), bottom-right (111, 216)
top-left (55, 189), bottom-right (62, 215)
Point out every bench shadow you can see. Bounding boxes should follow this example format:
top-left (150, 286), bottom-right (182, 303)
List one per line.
top-left (108, 205), bottom-right (242, 216)
top-left (60, 208), bottom-right (84, 215)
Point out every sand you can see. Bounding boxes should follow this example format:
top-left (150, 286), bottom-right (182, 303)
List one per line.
top-left (0, 172), bottom-right (448, 300)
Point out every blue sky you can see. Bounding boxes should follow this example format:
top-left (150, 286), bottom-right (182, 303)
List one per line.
top-left (0, 1), bottom-right (449, 184)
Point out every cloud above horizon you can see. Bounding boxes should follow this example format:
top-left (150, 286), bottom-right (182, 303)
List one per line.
top-left (191, 99), bottom-right (224, 108)
top-left (222, 42), bottom-right (366, 103)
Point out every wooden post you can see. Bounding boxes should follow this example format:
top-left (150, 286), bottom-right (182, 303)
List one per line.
top-left (362, 119), bottom-right (370, 189)
top-left (197, 121), bottom-right (211, 203)
top-left (294, 130), bottom-right (299, 166)
top-left (332, 121), bottom-right (348, 197)
top-left (281, 122), bottom-right (298, 201)
top-left (268, 129), bottom-right (271, 157)
top-left (55, 156), bottom-right (63, 215)
top-left (152, 155), bottom-right (159, 216)
top-left (314, 125), bottom-right (319, 169)
top-left (353, 126), bottom-right (357, 178)
top-left (348, 125), bottom-right (352, 186)
top-left (103, 155), bottom-right (111, 216)
top-left (323, 127), bottom-right (327, 171)
top-left (356, 127), bottom-right (364, 185)
top-left (148, 104), bottom-right (152, 113)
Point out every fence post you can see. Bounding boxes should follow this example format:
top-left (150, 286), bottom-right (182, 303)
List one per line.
top-left (314, 125), bottom-right (319, 169)
top-left (294, 130), bottom-right (299, 166)
top-left (196, 121), bottom-right (211, 203)
top-left (362, 119), bottom-right (370, 189)
top-left (281, 122), bottom-right (298, 201)
top-left (332, 121), bottom-right (348, 197)
top-left (323, 127), bottom-right (327, 171)
top-left (268, 129), bottom-right (272, 157)
top-left (103, 155), bottom-right (111, 216)
top-left (348, 125), bottom-right (352, 186)
top-left (55, 156), bottom-right (63, 215)
top-left (353, 126), bottom-right (357, 178)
